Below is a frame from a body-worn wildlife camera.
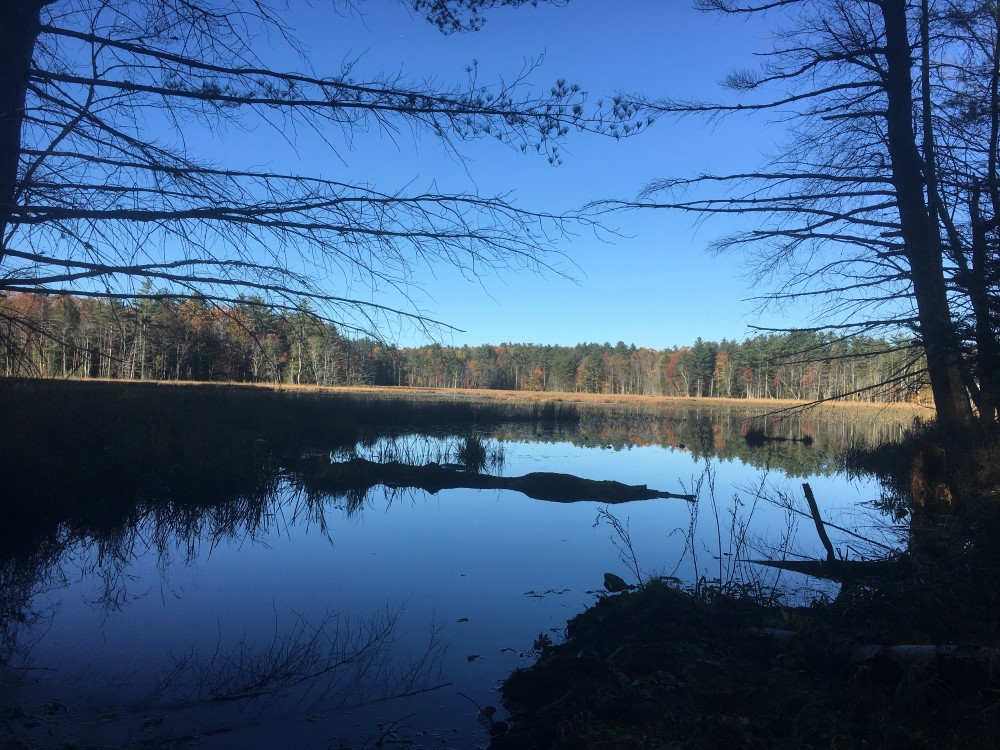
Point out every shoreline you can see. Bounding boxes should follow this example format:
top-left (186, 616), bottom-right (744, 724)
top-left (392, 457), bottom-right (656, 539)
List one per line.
top-left (492, 574), bottom-right (1000, 750)
top-left (2, 376), bottom-right (932, 413)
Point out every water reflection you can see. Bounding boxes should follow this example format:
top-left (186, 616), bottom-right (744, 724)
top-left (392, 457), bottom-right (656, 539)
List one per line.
top-left (497, 403), bottom-right (914, 478)
top-left (1, 400), bottom-right (914, 747)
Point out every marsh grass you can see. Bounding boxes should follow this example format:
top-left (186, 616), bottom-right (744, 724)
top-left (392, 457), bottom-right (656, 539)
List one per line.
top-left (0, 376), bottom-right (908, 526)
top-left (0, 378), bottom-right (542, 518)
top-left (341, 435), bottom-right (453, 466)
top-left (454, 434), bottom-right (506, 473)
top-left (685, 465), bottom-right (801, 606)
top-left (498, 463), bottom-right (1000, 750)
top-left (0, 378), bottom-right (529, 661)
top-left (593, 507), bottom-right (643, 586)
top-left (331, 433), bottom-right (507, 475)
top-left (593, 463), bottom-right (802, 607)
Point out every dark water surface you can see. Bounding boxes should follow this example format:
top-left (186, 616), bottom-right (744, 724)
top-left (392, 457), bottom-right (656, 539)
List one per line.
top-left (2, 401), bottom-right (913, 748)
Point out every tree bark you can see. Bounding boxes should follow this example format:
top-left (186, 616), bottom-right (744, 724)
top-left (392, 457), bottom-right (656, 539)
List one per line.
top-left (0, 1), bottom-right (44, 258)
top-left (966, 5), bottom-right (1000, 433)
top-left (968, 189), bottom-right (1000, 432)
top-left (880, 0), bottom-right (976, 436)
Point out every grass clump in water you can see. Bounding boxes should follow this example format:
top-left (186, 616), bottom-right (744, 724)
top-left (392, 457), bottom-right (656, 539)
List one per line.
top-left (454, 434), bottom-right (505, 473)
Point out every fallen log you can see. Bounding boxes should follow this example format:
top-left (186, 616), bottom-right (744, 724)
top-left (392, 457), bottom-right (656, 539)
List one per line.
top-left (748, 557), bottom-right (899, 581)
top-left (298, 457), bottom-right (696, 503)
top-left (752, 627), bottom-right (1000, 674)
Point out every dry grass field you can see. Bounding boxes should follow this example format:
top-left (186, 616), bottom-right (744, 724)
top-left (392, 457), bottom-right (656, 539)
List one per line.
top-left (75, 377), bottom-right (929, 415)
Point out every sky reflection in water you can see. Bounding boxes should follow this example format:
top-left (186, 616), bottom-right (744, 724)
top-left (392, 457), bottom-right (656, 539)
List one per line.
top-left (7, 430), bottom-right (895, 748)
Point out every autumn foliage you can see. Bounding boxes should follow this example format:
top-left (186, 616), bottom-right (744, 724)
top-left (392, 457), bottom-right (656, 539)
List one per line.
top-left (1, 292), bottom-right (926, 403)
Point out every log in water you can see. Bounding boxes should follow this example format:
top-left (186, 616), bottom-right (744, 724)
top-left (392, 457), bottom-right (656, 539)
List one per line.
top-left (301, 457), bottom-right (696, 503)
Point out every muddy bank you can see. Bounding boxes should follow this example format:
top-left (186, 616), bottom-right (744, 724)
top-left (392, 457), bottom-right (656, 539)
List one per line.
top-left (493, 578), bottom-right (1000, 749)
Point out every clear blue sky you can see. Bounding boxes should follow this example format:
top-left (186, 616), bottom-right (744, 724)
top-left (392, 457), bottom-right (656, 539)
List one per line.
top-left (210, 1), bottom-right (792, 349)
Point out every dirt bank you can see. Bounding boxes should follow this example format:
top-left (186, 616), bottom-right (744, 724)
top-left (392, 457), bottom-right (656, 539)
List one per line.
top-left (493, 578), bottom-right (1000, 749)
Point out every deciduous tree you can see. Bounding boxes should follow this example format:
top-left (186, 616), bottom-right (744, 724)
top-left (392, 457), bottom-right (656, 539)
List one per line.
top-left (1, 0), bottom-right (640, 358)
top-left (611, 0), bottom-right (1000, 435)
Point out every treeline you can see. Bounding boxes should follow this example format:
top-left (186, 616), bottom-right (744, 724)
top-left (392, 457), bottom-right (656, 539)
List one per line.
top-left (1, 292), bottom-right (926, 402)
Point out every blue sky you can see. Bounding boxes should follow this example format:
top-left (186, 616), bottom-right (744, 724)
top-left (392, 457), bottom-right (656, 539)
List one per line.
top-left (211, 1), bottom-right (791, 349)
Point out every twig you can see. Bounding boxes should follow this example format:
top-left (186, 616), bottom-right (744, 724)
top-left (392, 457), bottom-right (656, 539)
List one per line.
top-left (776, 502), bottom-right (896, 552)
top-left (802, 483), bottom-right (837, 563)
top-left (368, 681), bottom-right (453, 704)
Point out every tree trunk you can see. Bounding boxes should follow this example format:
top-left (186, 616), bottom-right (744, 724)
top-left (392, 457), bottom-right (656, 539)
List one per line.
top-left (969, 193), bottom-right (1000, 432)
top-left (965, 7), bottom-right (1000, 433)
top-left (0, 1), bottom-right (44, 257)
top-left (880, 0), bottom-right (976, 437)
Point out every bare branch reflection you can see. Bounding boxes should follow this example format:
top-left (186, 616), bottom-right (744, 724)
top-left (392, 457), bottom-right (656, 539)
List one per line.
top-left (146, 607), bottom-right (448, 710)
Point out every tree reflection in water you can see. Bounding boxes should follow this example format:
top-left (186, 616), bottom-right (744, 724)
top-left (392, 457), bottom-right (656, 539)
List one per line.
top-left (0, 382), bottom-right (918, 745)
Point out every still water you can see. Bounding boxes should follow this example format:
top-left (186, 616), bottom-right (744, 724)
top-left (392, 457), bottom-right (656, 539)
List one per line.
top-left (2, 406), bottom-right (909, 748)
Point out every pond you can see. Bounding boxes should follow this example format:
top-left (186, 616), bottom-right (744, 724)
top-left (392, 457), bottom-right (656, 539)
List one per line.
top-left (1, 391), bottom-right (915, 749)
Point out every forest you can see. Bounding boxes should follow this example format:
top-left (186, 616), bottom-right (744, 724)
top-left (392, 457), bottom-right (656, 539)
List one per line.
top-left (1, 290), bottom-right (926, 403)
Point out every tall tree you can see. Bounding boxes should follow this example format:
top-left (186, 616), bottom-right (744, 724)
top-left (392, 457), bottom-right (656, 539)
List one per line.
top-left (615, 0), bottom-right (998, 435)
top-left (1, 0), bottom-right (638, 344)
